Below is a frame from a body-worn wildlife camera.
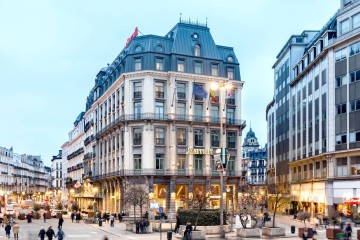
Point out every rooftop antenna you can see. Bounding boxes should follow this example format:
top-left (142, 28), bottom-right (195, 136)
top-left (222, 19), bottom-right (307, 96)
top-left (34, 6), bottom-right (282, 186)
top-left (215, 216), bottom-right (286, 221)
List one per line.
top-left (179, 13), bottom-right (182, 22)
top-left (196, 17), bottom-right (198, 25)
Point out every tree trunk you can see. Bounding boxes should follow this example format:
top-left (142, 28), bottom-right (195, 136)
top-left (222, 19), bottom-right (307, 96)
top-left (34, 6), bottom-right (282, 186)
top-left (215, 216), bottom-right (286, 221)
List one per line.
top-left (194, 207), bottom-right (202, 231)
top-left (272, 199), bottom-right (278, 228)
top-left (134, 205), bottom-right (136, 222)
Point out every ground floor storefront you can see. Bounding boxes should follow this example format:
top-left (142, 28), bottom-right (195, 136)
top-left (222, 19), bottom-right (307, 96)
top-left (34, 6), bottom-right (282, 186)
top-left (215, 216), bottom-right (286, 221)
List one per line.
top-left (93, 175), bottom-right (243, 219)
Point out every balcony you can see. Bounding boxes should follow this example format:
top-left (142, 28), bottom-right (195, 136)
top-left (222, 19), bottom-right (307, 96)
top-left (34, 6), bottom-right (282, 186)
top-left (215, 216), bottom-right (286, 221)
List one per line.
top-left (84, 135), bottom-right (94, 146)
top-left (67, 147), bottom-right (84, 160)
top-left (83, 152), bottom-right (93, 160)
top-left (155, 91), bottom-right (164, 98)
top-left (177, 92), bottom-right (186, 100)
top-left (133, 91), bottom-right (142, 99)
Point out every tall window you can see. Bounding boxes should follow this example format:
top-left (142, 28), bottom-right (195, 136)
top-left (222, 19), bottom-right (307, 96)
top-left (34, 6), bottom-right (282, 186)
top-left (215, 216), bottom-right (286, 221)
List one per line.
top-left (195, 155), bottom-right (203, 170)
top-left (336, 158), bottom-right (348, 176)
top-left (353, 13), bottom-right (360, 29)
top-left (227, 67), bottom-right (234, 79)
top-left (133, 128), bottom-right (142, 145)
top-left (226, 108), bottom-right (235, 124)
top-left (155, 58), bottom-right (164, 71)
top-left (176, 82), bottom-right (186, 99)
top-left (134, 102), bottom-right (142, 118)
top-left (134, 58), bottom-right (142, 71)
top-left (227, 156), bottom-right (235, 171)
top-left (176, 103), bottom-right (186, 120)
top-left (336, 134), bottom-right (347, 145)
top-left (211, 130), bottom-right (220, 147)
top-left (155, 127), bottom-right (165, 145)
top-left (210, 105), bottom-right (219, 122)
top-left (177, 128), bottom-right (187, 145)
top-left (211, 64), bottom-right (218, 76)
top-left (194, 44), bottom-right (201, 57)
top-left (194, 61), bottom-right (202, 74)
top-left (156, 154), bottom-right (164, 170)
top-left (134, 154), bottom-right (142, 169)
top-left (177, 154), bottom-right (186, 170)
top-left (351, 157), bottom-right (360, 175)
top-left (133, 82), bottom-right (142, 98)
top-left (227, 131), bottom-right (236, 148)
top-left (155, 82), bottom-right (165, 98)
top-left (340, 19), bottom-right (350, 34)
top-left (194, 129), bottom-right (204, 146)
top-left (177, 59), bottom-right (185, 72)
top-left (194, 104), bottom-right (203, 121)
top-left (155, 102), bottom-right (165, 119)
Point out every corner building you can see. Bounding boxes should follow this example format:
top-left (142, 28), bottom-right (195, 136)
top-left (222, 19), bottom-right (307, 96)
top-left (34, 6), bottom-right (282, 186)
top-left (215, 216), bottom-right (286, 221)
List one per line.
top-left (82, 21), bottom-right (245, 218)
top-left (267, 0), bottom-right (360, 217)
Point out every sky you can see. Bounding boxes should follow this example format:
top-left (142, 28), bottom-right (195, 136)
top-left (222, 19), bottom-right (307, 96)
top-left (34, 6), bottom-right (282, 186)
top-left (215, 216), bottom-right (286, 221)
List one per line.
top-left (0, 0), bottom-right (340, 165)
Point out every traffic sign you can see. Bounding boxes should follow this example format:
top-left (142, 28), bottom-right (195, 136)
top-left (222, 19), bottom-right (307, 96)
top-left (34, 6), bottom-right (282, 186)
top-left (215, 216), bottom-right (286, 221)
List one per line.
top-left (158, 206), bottom-right (164, 213)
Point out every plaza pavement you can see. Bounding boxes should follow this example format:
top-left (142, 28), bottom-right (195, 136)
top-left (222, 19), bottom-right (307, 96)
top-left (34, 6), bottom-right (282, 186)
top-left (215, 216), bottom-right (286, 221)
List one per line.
top-left (0, 213), bottom-right (358, 239)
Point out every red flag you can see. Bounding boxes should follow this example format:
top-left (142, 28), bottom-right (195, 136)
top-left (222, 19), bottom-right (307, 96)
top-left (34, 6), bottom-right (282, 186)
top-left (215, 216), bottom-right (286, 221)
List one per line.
top-left (210, 89), bottom-right (218, 103)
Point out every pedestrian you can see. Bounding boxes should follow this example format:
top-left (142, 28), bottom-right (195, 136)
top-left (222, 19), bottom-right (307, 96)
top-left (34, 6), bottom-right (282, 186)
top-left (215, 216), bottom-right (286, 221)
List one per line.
top-left (135, 220), bottom-right (140, 234)
top-left (38, 227), bottom-right (46, 240)
top-left (174, 214), bottom-right (180, 233)
top-left (140, 220), bottom-right (144, 233)
top-left (12, 223), bottom-right (19, 240)
top-left (302, 227), bottom-right (308, 240)
top-left (71, 212), bottom-right (75, 223)
top-left (76, 212), bottom-right (81, 223)
top-left (3, 214), bottom-right (7, 227)
top-left (119, 213), bottom-right (122, 223)
top-left (4, 223), bottom-right (11, 239)
top-left (144, 211), bottom-right (149, 220)
top-left (27, 213), bottom-right (32, 223)
top-left (106, 212), bottom-right (110, 223)
top-left (56, 228), bottom-right (65, 240)
top-left (312, 224), bottom-right (318, 240)
top-left (58, 216), bottom-right (64, 229)
top-left (43, 212), bottom-right (46, 223)
top-left (102, 212), bottom-right (106, 222)
top-left (345, 221), bottom-right (352, 239)
top-left (184, 222), bottom-right (192, 240)
top-left (97, 212), bottom-right (102, 221)
top-left (110, 214), bottom-right (114, 227)
top-left (113, 212), bottom-right (117, 220)
top-left (46, 226), bottom-right (56, 240)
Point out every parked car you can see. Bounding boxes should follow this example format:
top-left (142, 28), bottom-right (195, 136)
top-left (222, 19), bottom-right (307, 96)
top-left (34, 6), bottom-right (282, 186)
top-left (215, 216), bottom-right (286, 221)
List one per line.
top-left (51, 210), bottom-right (62, 218)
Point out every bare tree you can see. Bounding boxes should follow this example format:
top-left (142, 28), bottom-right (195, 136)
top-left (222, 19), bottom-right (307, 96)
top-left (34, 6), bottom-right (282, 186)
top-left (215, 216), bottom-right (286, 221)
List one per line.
top-left (267, 183), bottom-right (288, 228)
top-left (297, 211), bottom-right (311, 228)
top-left (237, 183), bottom-right (260, 228)
top-left (124, 185), bottom-right (149, 222)
top-left (185, 186), bottom-right (211, 231)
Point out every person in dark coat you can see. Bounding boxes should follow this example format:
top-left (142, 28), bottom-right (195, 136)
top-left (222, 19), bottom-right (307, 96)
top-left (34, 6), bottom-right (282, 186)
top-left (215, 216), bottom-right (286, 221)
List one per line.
top-left (174, 215), bottom-right (180, 233)
top-left (71, 212), bottom-right (75, 223)
top-left (46, 226), bottom-right (55, 240)
top-left (75, 212), bottom-right (81, 223)
top-left (144, 211), bottom-right (149, 220)
top-left (4, 223), bottom-right (11, 239)
top-left (135, 220), bottom-right (140, 234)
top-left (139, 220), bottom-right (144, 233)
top-left (27, 213), bottom-right (32, 223)
top-left (184, 222), bottom-right (192, 240)
top-left (43, 212), bottom-right (46, 223)
top-left (58, 216), bottom-right (64, 229)
top-left (56, 228), bottom-right (65, 240)
top-left (38, 227), bottom-right (46, 240)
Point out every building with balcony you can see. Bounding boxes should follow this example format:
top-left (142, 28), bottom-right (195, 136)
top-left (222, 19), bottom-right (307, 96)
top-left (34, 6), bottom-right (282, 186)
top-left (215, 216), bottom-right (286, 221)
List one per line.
top-left (0, 146), bottom-right (50, 204)
top-left (66, 20), bottom-right (245, 217)
top-left (267, 0), bottom-right (360, 217)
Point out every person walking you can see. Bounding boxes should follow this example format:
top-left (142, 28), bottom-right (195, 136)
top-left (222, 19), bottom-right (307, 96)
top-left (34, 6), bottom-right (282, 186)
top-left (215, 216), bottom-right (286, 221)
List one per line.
top-left (38, 227), bottom-right (46, 240)
top-left (71, 212), bottom-right (75, 223)
top-left (135, 220), bottom-right (140, 234)
top-left (56, 228), bottom-right (65, 240)
top-left (118, 212), bottom-right (122, 223)
top-left (58, 216), bottom-right (64, 229)
top-left (75, 212), bottom-right (81, 223)
top-left (4, 223), bottom-right (11, 239)
top-left (174, 214), bottom-right (180, 233)
top-left (110, 214), bottom-right (115, 227)
top-left (12, 223), bottom-right (19, 240)
top-left (3, 215), bottom-right (8, 227)
top-left (184, 222), bottom-right (193, 240)
top-left (345, 221), bottom-right (352, 240)
top-left (27, 213), bottom-right (32, 223)
top-left (46, 226), bottom-right (55, 240)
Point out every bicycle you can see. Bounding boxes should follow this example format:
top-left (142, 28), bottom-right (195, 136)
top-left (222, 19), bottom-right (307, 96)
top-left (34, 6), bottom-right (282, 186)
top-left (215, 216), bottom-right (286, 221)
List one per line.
top-left (83, 217), bottom-right (98, 224)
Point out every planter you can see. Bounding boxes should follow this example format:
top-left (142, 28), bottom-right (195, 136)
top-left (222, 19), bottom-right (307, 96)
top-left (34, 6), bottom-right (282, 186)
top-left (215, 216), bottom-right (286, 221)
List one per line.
top-left (326, 228), bottom-right (342, 239)
top-left (236, 228), bottom-right (261, 238)
top-left (357, 229), bottom-right (360, 240)
top-left (262, 227), bottom-right (285, 237)
top-left (88, 212), bottom-right (95, 218)
top-left (298, 228), bottom-right (313, 238)
top-left (190, 230), bottom-right (206, 240)
top-left (18, 214), bottom-right (26, 220)
top-left (179, 225), bottom-right (231, 235)
top-left (56, 213), bottom-right (62, 219)
top-left (126, 223), bottom-right (134, 231)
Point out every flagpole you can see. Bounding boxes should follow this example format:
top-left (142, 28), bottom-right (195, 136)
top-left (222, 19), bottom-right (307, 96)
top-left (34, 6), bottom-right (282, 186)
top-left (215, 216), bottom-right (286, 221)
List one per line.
top-left (207, 91), bottom-right (210, 110)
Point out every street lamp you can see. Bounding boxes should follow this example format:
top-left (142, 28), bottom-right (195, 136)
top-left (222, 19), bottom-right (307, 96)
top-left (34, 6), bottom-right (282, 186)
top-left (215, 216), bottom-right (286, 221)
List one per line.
top-left (211, 81), bottom-right (233, 239)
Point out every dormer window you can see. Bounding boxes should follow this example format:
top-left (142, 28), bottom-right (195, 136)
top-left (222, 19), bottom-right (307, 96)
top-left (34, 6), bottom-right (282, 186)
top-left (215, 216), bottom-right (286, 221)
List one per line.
top-left (227, 56), bottom-right (234, 62)
top-left (135, 45), bottom-right (142, 52)
top-left (194, 44), bottom-right (201, 57)
top-left (156, 44), bottom-right (163, 52)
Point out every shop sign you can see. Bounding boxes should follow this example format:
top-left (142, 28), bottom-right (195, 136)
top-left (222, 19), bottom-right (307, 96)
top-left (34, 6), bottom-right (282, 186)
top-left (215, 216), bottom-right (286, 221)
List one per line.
top-left (210, 195), bottom-right (221, 199)
top-left (186, 148), bottom-right (213, 155)
top-left (344, 197), bottom-right (360, 205)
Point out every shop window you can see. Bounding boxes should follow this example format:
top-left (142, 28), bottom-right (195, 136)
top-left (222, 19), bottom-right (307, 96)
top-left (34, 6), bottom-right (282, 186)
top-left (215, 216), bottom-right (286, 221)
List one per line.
top-left (351, 156), bottom-right (360, 175)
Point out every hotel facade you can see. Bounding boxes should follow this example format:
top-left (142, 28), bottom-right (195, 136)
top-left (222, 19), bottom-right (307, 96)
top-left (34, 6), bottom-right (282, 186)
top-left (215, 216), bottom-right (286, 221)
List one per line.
top-left (64, 20), bottom-right (246, 217)
top-left (267, 0), bottom-right (360, 217)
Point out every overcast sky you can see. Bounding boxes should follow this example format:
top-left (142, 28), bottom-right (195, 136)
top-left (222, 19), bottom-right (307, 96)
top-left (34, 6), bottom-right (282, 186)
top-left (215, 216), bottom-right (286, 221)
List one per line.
top-left (0, 0), bottom-right (339, 165)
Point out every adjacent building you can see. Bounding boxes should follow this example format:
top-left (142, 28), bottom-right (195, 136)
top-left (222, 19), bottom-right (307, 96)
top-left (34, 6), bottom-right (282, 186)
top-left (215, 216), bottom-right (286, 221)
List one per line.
top-left (63, 20), bottom-right (246, 217)
top-left (267, 0), bottom-right (360, 217)
top-left (0, 146), bottom-right (50, 204)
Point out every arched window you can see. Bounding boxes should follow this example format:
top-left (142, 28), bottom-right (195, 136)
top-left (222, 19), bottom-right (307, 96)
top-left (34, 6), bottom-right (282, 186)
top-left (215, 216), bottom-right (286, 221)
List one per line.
top-left (194, 44), bottom-right (201, 57)
top-left (156, 44), bottom-right (163, 52)
top-left (135, 45), bottom-right (142, 52)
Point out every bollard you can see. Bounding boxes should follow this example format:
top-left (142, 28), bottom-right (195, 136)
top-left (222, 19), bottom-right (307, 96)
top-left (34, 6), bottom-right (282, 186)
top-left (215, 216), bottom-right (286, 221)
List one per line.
top-left (167, 231), bottom-right (172, 240)
top-left (99, 219), bottom-right (102, 227)
top-left (291, 225), bottom-right (295, 234)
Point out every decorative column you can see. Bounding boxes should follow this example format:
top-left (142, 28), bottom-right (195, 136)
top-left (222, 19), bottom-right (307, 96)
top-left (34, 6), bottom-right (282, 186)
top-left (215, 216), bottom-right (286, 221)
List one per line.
top-left (206, 177), bottom-right (211, 209)
top-left (168, 177), bottom-right (176, 220)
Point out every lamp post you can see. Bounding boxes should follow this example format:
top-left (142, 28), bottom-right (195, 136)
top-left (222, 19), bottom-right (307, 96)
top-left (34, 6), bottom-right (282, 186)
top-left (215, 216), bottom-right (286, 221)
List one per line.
top-left (211, 81), bottom-right (233, 239)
